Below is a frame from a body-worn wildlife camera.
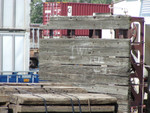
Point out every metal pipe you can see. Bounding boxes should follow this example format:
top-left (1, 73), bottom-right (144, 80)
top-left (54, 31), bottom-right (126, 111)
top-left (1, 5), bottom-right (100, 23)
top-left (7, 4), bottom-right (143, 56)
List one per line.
top-left (0, 35), bottom-right (3, 75)
top-left (13, 0), bottom-right (16, 28)
top-left (12, 35), bottom-right (15, 71)
top-left (0, 0), bottom-right (4, 28)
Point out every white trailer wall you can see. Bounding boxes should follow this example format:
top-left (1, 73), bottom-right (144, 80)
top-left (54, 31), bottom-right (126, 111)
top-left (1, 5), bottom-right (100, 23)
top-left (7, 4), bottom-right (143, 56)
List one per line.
top-left (114, 0), bottom-right (141, 17)
top-left (0, 0), bottom-right (30, 30)
top-left (0, 32), bottom-right (30, 73)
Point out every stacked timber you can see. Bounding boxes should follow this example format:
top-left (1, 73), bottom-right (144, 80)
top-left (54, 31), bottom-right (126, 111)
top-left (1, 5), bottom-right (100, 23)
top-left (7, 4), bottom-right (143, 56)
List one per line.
top-left (9, 93), bottom-right (117, 113)
top-left (0, 83), bottom-right (117, 113)
top-left (39, 39), bottom-right (131, 113)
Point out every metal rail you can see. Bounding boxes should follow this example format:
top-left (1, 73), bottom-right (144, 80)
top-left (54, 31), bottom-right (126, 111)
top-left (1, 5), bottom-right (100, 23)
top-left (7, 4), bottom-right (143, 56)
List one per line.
top-left (129, 17), bottom-right (145, 113)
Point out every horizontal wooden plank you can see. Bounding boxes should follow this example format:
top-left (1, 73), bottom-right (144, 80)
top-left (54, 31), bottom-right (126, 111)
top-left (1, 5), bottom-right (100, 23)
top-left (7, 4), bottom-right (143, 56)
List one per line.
top-left (9, 104), bottom-right (115, 112)
top-left (40, 55), bottom-right (130, 66)
top-left (39, 72), bottom-right (129, 85)
top-left (0, 86), bottom-right (87, 95)
top-left (76, 84), bottom-right (129, 97)
top-left (39, 64), bottom-right (130, 76)
top-left (10, 93), bottom-right (117, 105)
top-left (40, 15), bottom-right (131, 29)
top-left (40, 47), bottom-right (130, 58)
top-left (40, 39), bottom-right (130, 49)
top-left (0, 83), bottom-right (71, 86)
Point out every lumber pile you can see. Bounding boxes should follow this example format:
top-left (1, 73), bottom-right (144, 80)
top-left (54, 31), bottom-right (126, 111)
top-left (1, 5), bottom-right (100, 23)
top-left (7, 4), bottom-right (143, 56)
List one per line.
top-left (0, 83), bottom-right (117, 113)
top-left (9, 93), bottom-right (117, 113)
top-left (39, 39), bottom-right (131, 113)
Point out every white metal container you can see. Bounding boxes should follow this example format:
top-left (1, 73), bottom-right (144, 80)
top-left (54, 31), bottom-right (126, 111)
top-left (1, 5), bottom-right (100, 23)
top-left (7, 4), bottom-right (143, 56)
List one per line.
top-left (0, 0), bottom-right (30, 30)
top-left (0, 32), bottom-right (30, 74)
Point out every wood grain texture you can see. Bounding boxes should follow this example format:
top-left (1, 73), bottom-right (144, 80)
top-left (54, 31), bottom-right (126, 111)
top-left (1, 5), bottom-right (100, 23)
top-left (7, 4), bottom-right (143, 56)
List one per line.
top-left (0, 85), bottom-right (87, 94)
top-left (9, 104), bottom-right (115, 112)
top-left (40, 15), bottom-right (131, 29)
top-left (40, 39), bottom-right (130, 48)
top-left (39, 38), bottom-right (131, 113)
top-left (10, 93), bottom-right (117, 105)
top-left (39, 64), bottom-right (129, 76)
top-left (40, 55), bottom-right (130, 66)
top-left (39, 72), bottom-right (129, 85)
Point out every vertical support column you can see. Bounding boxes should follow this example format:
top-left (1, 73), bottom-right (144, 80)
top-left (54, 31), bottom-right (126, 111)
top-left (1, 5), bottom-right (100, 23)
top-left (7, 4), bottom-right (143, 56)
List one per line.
top-left (13, 0), bottom-right (16, 28)
top-left (32, 28), bottom-right (35, 48)
top-left (12, 35), bottom-right (15, 72)
top-left (0, 0), bottom-right (4, 28)
top-left (37, 28), bottom-right (39, 48)
top-left (0, 35), bottom-right (3, 75)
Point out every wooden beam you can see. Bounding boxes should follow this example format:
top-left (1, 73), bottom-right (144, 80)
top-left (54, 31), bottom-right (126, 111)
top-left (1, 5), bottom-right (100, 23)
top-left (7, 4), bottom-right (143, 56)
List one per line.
top-left (40, 15), bottom-right (131, 29)
top-left (9, 104), bottom-right (115, 112)
top-left (10, 93), bottom-right (117, 105)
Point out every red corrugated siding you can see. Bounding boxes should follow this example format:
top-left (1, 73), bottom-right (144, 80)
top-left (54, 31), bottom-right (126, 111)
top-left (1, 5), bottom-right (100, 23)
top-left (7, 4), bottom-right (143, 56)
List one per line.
top-left (43, 2), bottom-right (110, 37)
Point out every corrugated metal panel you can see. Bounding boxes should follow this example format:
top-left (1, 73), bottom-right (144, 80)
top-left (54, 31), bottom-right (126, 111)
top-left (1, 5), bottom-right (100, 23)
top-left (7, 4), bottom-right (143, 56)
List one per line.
top-left (140, 0), bottom-right (150, 16)
top-left (0, 0), bottom-right (30, 30)
top-left (0, 32), bottom-right (29, 74)
top-left (43, 2), bottom-right (110, 37)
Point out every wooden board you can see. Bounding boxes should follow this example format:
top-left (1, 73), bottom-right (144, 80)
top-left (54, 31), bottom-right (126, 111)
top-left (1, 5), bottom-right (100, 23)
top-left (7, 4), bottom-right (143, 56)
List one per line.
top-left (0, 85), bottom-right (87, 94)
top-left (40, 55), bottom-right (130, 66)
top-left (0, 83), bottom-right (71, 86)
top-left (40, 39), bottom-right (130, 48)
top-left (9, 104), bottom-right (115, 113)
top-left (40, 64), bottom-right (129, 75)
top-left (39, 72), bottom-right (129, 85)
top-left (10, 93), bottom-right (117, 105)
top-left (40, 15), bottom-right (131, 29)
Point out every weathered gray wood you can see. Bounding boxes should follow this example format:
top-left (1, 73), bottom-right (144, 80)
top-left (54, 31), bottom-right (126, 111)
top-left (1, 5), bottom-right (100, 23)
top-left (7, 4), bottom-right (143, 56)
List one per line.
top-left (39, 38), bottom-right (131, 113)
top-left (78, 84), bottom-right (129, 113)
top-left (0, 86), bottom-right (87, 95)
top-left (40, 55), bottom-right (130, 66)
top-left (0, 83), bottom-right (71, 86)
top-left (10, 93), bottom-right (117, 105)
top-left (9, 104), bottom-right (115, 113)
top-left (40, 39), bottom-right (130, 48)
top-left (40, 47), bottom-right (130, 57)
top-left (39, 64), bottom-right (129, 76)
top-left (39, 72), bottom-right (129, 85)
top-left (40, 15), bottom-right (131, 29)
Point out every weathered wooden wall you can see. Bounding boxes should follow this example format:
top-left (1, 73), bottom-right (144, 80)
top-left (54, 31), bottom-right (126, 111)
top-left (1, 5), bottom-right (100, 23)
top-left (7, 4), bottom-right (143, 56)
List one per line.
top-left (39, 38), bottom-right (131, 113)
